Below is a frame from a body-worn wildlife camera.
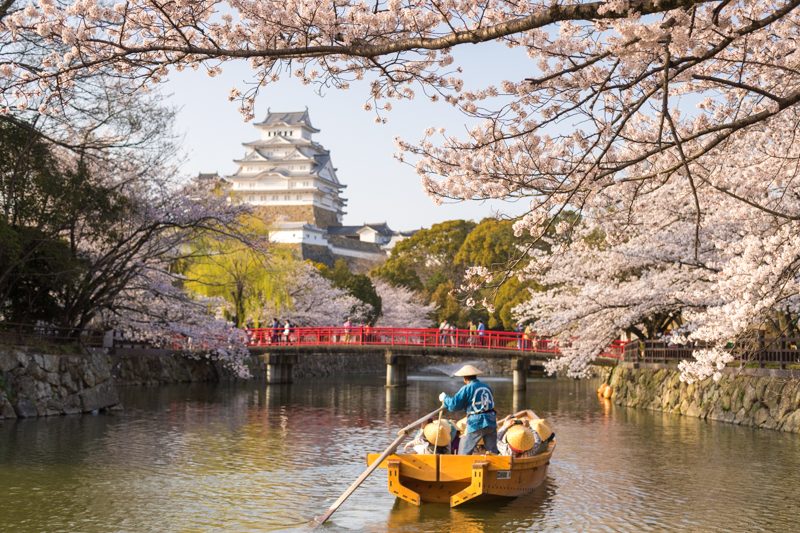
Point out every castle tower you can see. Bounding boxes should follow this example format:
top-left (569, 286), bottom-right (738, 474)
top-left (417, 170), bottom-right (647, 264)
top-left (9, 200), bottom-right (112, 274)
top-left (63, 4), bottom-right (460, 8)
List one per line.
top-left (227, 109), bottom-right (347, 229)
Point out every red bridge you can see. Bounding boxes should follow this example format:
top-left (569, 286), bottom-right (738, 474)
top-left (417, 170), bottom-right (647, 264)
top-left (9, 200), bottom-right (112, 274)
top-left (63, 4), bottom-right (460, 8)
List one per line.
top-left (245, 326), bottom-right (627, 359)
top-left (245, 326), bottom-right (626, 390)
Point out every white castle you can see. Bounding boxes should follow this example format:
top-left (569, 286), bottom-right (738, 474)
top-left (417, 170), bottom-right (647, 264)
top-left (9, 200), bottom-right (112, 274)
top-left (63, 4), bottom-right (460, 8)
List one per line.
top-left (198, 109), bottom-right (411, 267)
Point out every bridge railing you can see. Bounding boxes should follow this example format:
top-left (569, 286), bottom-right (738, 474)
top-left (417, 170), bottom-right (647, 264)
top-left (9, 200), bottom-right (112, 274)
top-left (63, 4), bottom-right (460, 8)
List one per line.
top-left (0, 321), bottom-right (104, 348)
top-left (597, 339), bottom-right (628, 360)
top-left (245, 326), bottom-right (563, 353)
top-left (620, 339), bottom-right (800, 368)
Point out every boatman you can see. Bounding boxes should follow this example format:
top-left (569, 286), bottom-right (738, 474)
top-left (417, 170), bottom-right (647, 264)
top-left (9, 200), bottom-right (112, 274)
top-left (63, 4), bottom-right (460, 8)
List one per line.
top-left (438, 364), bottom-right (499, 455)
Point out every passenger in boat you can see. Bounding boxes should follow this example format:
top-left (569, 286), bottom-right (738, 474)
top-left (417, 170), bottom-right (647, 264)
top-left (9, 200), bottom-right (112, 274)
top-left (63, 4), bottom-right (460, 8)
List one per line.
top-left (439, 364), bottom-right (499, 455)
top-left (497, 411), bottom-right (554, 457)
top-left (403, 419), bottom-right (456, 454)
top-left (497, 421), bottom-right (536, 458)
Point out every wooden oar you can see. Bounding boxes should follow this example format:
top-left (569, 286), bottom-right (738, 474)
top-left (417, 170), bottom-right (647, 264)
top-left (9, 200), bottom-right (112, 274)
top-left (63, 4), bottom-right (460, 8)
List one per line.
top-left (312, 405), bottom-right (445, 528)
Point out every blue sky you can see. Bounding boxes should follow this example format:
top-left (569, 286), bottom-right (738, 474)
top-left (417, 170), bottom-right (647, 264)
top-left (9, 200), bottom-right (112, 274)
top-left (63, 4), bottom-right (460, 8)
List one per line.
top-left (163, 43), bottom-right (531, 231)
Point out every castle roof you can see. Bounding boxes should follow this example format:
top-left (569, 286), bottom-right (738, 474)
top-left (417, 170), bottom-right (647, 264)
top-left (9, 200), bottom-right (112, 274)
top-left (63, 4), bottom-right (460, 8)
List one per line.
top-left (254, 109), bottom-right (320, 132)
top-left (327, 223), bottom-right (397, 237)
top-left (243, 137), bottom-right (315, 148)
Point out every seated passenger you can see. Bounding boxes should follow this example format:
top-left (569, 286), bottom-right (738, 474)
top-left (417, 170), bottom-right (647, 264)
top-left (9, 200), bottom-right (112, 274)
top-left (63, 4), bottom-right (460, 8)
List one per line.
top-left (498, 420), bottom-right (538, 458)
top-left (497, 413), bottom-right (554, 457)
top-left (403, 419), bottom-right (454, 454)
top-left (443, 419), bottom-right (461, 454)
top-left (529, 417), bottom-right (554, 454)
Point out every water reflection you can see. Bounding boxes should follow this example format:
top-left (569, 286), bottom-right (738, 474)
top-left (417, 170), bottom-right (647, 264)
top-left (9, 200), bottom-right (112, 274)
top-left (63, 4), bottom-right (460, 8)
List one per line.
top-left (512, 388), bottom-right (526, 413)
top-left (385, 387), bottom-right (408, 419)
top-left (1, 376), bottom-right (799, 532)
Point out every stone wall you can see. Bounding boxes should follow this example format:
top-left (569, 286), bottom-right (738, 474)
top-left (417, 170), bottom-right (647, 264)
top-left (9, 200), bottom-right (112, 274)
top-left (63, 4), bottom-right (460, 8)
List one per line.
top-left (0, 344), bottom-right (528, 419)
top-left (600, 365), bottom-right (800, 433)
top-left (300, 243), bottom-right (335, 267)
top-left (253, 204), bottom-right (339, 228)
top-left (111, 349), bottom-right (222, 386)
top-left (0, 347), bottom-right (119, 419)
top-left (0, 346), bottom-right (250, 419)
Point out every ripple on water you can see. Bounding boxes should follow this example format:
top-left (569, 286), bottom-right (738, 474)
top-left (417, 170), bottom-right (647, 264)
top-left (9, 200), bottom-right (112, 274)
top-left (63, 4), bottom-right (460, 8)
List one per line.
top-left (1, 378), bottom-right (800, 532)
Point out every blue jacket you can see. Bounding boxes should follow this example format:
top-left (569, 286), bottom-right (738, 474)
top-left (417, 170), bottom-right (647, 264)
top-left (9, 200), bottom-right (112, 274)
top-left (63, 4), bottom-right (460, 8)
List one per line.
top-left (443, 379), bottom-right (496, 433)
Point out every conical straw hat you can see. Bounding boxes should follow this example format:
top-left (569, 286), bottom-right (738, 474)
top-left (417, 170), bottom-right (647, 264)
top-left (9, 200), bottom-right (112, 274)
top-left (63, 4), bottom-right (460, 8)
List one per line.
top-left (506, 424), bottom-right (535, 453)
top-left (453, 364), bottom-right (483, 377)
top-left (530, 418), bottom-right (554, 441)
top-left (423, 420), bottom-right (451, 446)
top-left (455, 416), bottom-right (468, 435)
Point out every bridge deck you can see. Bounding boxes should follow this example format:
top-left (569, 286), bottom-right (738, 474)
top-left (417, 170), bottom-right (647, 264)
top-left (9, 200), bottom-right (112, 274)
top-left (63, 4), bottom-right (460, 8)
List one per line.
top-left (248, 343), bottom-right (554, 360)
top-left (246, 326), bottom-right (627, 361)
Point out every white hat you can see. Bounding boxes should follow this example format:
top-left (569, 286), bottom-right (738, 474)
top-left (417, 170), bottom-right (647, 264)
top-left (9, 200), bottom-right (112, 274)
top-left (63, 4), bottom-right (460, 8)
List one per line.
top-left (454, 364), bottom-right (483, 377)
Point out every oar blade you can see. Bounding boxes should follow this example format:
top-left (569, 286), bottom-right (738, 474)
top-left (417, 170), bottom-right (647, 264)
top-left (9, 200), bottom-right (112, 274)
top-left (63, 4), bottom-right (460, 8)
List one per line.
top-left (310, 405), bottom-right (444, 527)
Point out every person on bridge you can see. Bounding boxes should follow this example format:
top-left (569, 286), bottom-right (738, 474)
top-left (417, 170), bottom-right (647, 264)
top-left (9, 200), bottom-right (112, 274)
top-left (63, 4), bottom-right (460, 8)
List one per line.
top-left (270, 318), bottom-right (281, 345)
top-left (438, 364), bottom-right (498, 455)
top-left (476, 320), bottom-right (486, 346)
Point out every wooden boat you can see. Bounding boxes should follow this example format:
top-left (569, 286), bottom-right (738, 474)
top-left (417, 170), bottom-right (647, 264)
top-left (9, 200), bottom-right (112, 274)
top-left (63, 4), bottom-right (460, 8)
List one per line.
top-left (366, 423), bottom-right (555, 508)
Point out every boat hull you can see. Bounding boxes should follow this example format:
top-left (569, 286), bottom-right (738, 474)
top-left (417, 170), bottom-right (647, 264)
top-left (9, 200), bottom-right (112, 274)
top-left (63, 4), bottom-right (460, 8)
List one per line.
top-left (366, 441), bottom-right (554, 507)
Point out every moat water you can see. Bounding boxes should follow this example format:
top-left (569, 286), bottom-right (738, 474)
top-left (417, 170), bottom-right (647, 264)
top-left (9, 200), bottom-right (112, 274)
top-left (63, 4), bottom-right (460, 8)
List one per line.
top-left (1, 376), bottom-right (799, 532)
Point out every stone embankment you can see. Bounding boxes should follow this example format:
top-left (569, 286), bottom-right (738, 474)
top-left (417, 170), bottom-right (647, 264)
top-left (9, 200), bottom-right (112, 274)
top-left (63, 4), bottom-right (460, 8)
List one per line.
top-left (0, 347), bottom-right (119, 419)
top-left (598, 365), bottom-right (800, 433)
top-left (0, 347), bottom-right (238, 419)
top-left (111, 348), bottom-right (222, 385)
top-left (0, 344), bottom-right (521, 419)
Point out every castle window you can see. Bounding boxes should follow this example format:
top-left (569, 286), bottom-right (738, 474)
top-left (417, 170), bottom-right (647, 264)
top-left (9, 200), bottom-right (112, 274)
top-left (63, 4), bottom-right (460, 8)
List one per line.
top-left (284, 195), bottom-right (289, 200)
top-left (272, 195), bottom-right (278, 201)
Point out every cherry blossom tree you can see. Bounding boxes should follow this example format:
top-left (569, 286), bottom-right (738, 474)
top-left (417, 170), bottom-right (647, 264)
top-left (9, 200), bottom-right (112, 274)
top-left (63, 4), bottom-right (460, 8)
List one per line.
top-left (3, 0), bottom-right (800, 379)
top-left (373, 279), bottom-right (436, 328)
top-left (72, 182), bottom-right (255, 377)
top-left (108, 270), bottom-right (251, 378)
top-left (264, 262), bottom-right (373, 326)
top-left (513, 164), bottom-right (800, 382)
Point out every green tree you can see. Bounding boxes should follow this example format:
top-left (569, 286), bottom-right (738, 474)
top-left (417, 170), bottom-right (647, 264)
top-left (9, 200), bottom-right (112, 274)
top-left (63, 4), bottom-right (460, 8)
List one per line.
top-left (319, 259), bottom-right (382, 324)
top-left (0, 223), bottom-right (84, 323)
top-left (0, 119), bottom-right (121, 325)
top-left (371, 217), bottom-right (563, 329)
top-left (373, 219), bottom-right (476, 292)
top-left (183, 216), bottom-right (291, 327)
top-left (429, 280), bottom-right (486, 326)
top-left (454, 218), bottom-right (517, 268)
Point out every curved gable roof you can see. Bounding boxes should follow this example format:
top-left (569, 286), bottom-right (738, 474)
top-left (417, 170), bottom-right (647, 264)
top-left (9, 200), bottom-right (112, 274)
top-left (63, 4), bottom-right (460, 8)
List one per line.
top-left (254, 109), bottom-right (320, 132)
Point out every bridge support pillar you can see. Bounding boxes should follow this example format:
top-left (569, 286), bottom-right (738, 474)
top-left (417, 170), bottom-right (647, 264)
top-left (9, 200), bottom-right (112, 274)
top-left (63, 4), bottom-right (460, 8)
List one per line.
top-left (385, 351), bottom-right (409, 388)
top-left (512, 357), bottom-right (528, 392)
top-left (263, 352), bottom-right (296, 384)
